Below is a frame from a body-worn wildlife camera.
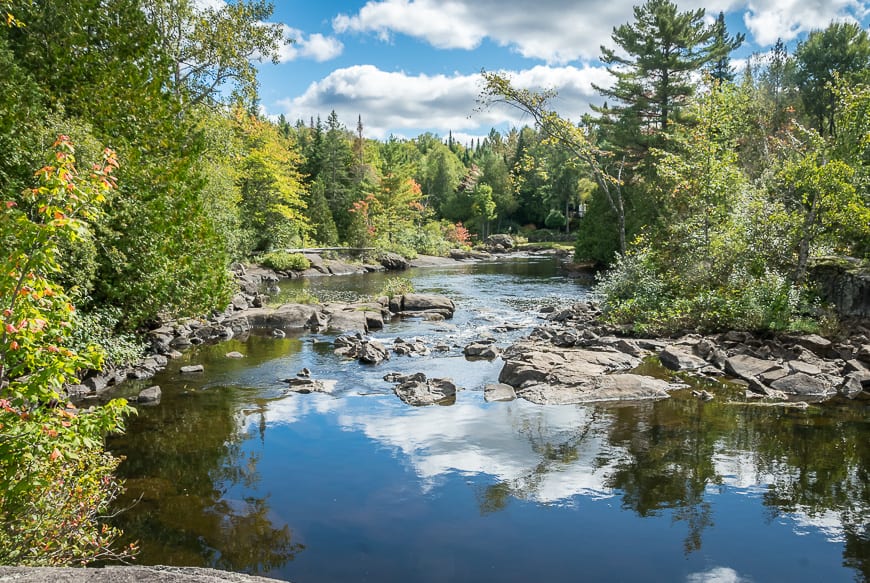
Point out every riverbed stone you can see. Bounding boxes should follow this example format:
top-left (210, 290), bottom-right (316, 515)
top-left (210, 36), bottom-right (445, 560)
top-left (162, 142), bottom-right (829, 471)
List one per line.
top-left (769, 372), bottom-right (833, 397)
top-left (724, 354), bottom-right (781, 381)
top-left (659, 345), bottom-right (708, 371)
top-left (516, 374), bottom-right (672, 405)
top-left (400, 294), bottom-right (456, 318)
top-left (286, 378), bottom-right (337, 394)
top-left (137, 386), bottom-right (161, 404)
top-left (0, 566), bottom-right (285, 582)
top-left (380, 252), bottom-right (410, 270)
top-left (484, 383), bottom-right (516, 402)
top-left (225, 351), bottom-right (245, 359)
top-left (464, 341), bottom-right (502, 360)
top-left (180, 364), bottom-right (204, 374)
top-left (394, 378), bottom-right (457, 406)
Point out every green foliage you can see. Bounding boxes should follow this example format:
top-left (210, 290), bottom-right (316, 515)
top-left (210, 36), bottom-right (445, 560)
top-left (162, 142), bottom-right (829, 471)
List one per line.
top-left (794, 22), bottom-right (870, 136)
top-left (0, 138), bottom-right (133, 565)
top-left (258, 251), bottom-right (310, 272)
top-left (68, 306), bottom-right (146, 369)
top-left (380, 277), bottom-right (415, 299)
top-left (544, 209), bottom-right (567, 229)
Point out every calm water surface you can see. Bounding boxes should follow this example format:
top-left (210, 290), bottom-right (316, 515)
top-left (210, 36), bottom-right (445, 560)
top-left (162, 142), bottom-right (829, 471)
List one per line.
top-left (108, 256), bottom-right (870, 582)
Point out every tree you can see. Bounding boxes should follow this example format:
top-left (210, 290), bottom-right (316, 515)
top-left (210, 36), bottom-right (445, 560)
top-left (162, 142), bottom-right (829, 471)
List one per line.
top-left (144, 0), bottom-right (286, 111)
top-left (794, 22), bottom-right (870, 137)
top-left (480, 72), bottom-right (629, 253)
top-left (594, 0), bottom-right (720, 146)
top-left (470, 184), bottom-right (497, 238)
top-left (0, 137), bottom-right (133, 564)
top-left (319, 111), bottom-right (357, 241)
top-left (708, 12), bottom-right (744, 84)
top-left (234, 109), bottom-right (310, 253)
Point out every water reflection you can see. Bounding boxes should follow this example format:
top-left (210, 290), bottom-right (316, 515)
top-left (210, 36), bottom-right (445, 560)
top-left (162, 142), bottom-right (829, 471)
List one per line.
top-left (106, 257), bottom-right (870, 582)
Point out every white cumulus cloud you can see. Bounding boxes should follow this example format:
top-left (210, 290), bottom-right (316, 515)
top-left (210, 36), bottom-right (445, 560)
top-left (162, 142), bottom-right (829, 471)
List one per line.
top-left (278, 26), bottom-right (344, 63)
top-left (332, 0), bottom-right (870, 63)
top-left (274, 64), bottom-right (612, 139)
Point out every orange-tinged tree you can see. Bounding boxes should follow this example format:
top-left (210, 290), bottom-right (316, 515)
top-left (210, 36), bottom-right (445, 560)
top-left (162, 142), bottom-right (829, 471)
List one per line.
top-left (0, 137), bottom-right (134, 565)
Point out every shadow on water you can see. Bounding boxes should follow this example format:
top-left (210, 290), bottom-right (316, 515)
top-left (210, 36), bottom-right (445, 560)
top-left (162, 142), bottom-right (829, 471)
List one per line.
top-left (106, 256), bottom-right (870, 582)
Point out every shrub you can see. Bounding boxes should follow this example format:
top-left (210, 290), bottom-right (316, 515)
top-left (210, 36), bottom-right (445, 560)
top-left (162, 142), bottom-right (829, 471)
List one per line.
top-left (259, 251), bottom-right (310, 272)
top-left (69, 305), bottom-right (146, 368)
top-left (380, 277), bottom-right (414, 299)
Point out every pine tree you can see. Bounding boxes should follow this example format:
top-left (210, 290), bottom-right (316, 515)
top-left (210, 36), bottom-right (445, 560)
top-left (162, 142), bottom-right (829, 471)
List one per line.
top-left (593, 0), bottom-right (720, 149)
top-left (708, 12), bottom-right (744, 84)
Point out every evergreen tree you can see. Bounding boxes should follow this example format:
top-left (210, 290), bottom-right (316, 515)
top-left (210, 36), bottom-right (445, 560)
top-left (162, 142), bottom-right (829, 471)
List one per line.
top-left (708, 12), bottom-right (744, 84)
top-left (794, 22), bottom-right (870, 137)
top-left (319, 111), bottom-right (356, 240)
top-left (593, 0), bottom-right (720, 149)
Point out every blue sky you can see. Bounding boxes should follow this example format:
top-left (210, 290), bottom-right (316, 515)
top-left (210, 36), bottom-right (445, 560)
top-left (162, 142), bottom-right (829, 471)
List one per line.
top-left (239, 0), bottom-right (870, 142)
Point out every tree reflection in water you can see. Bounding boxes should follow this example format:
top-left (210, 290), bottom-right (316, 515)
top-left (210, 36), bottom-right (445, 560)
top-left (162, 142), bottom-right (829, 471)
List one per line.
top-left (108, 384), bottom-right (303, 573)
top-left (473, 385), bottom-right (868, 573)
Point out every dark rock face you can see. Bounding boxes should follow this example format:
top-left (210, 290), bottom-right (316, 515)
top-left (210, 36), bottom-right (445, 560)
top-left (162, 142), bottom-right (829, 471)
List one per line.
top-left (811, 257), bottom-right (870, 318)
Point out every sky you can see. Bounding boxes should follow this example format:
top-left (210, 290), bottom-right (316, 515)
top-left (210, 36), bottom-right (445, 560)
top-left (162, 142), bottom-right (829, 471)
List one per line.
top-left (244, 0), bottom-right (870, 142)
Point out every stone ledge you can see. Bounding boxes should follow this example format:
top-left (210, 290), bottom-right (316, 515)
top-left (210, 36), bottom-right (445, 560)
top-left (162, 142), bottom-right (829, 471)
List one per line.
top-left (0, 566), bottom-right (286, 583)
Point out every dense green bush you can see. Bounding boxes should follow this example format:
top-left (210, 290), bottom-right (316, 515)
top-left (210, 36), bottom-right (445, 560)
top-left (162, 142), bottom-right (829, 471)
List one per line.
top-left (69, 305), bottom-right (146, 368)
top-left (380, 277), bottom-right (414, 299)
top-left (259, 251), bottom-right (310, 272)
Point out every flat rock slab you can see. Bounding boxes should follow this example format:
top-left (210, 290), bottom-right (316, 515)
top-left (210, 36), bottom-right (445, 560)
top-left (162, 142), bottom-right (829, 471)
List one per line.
top-left (499, 343), bottom-right (641, 387)
top-left (770, 372), bottom-right (834, 397)
top-left (484, 383), bottom-right (517, 402)
top-left (724, 354), bottom-right (781, 381)
top-left (0, 566), bottom-right (284, 582)
top-left (226, 304), bottom-right (322, 330)
top-left (516, 374), bottom-right (672, 405)
top-left (659, 346), bottom-right (707, 371)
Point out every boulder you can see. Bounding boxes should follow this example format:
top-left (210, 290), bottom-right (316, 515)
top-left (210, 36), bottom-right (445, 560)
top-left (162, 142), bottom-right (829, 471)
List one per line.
top-left (400, 294), bottom-right (456, 318)
top-left (486, 234), bottom-right (515, 250)
top-left (839, 373), bottom-right (865, 398)
top-left (322, 304), bottom-right (369, 333)
top-left (379, 252), bottom-right (410, 270)
top-left (394, 378), bottom-right (458, 406)
top-left (393, 337), bottom-right (430, 357)
top-left (137, 386), bottom-right (161, 404)
top-left (225, 351), bottom-right (245, 359)
top-left (180, 364), bottom-right (204, 373)
top-left (384, 372), bottom-right (427, 383)
top-left (724, 354), bottom-right (781, 381)
top-left (785, 333), bottom-right (834, 357)
top-left (359, 340), bottom-right (390, 364)
top-left (464, 341), bottom-right (502, 360)
top-left (659, 346), bottom-right (708, 371)
top-left (226, 304), bottom-right (323, 331)
top-left (484, 383), bottom-right (516, 402)
top-left (326, 259), bottom-right (366, 275)
top-left (769, 372), bottom-right (833, 397)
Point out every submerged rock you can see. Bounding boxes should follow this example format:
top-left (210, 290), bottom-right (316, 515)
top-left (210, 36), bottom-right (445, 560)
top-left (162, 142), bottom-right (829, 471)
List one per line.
top-left (394, 377), bottom-right (458, 406)
top-left (137, 385), bottom-right (162, 404)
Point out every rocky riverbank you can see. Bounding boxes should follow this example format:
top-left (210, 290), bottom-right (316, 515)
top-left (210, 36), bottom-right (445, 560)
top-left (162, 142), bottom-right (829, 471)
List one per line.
top-left (492, 301), bottom-right (870, 405)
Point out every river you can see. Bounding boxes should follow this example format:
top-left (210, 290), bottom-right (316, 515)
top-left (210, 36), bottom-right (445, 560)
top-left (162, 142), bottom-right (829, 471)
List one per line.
top-left (107, 256), bottom-right (870, 582)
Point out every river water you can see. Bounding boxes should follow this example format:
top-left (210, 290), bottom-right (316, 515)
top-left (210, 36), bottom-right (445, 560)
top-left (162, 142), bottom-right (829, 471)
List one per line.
top-left (107, 256), bottom-right (870, 582)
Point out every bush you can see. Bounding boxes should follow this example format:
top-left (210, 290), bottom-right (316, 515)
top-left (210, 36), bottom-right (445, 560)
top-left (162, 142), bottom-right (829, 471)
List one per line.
top-left (258, 251), bottom-right (310, 272)
top-left (69, 305), bottom-right (146, 368)
top-left (380, 277), bottom-right (414, 299)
